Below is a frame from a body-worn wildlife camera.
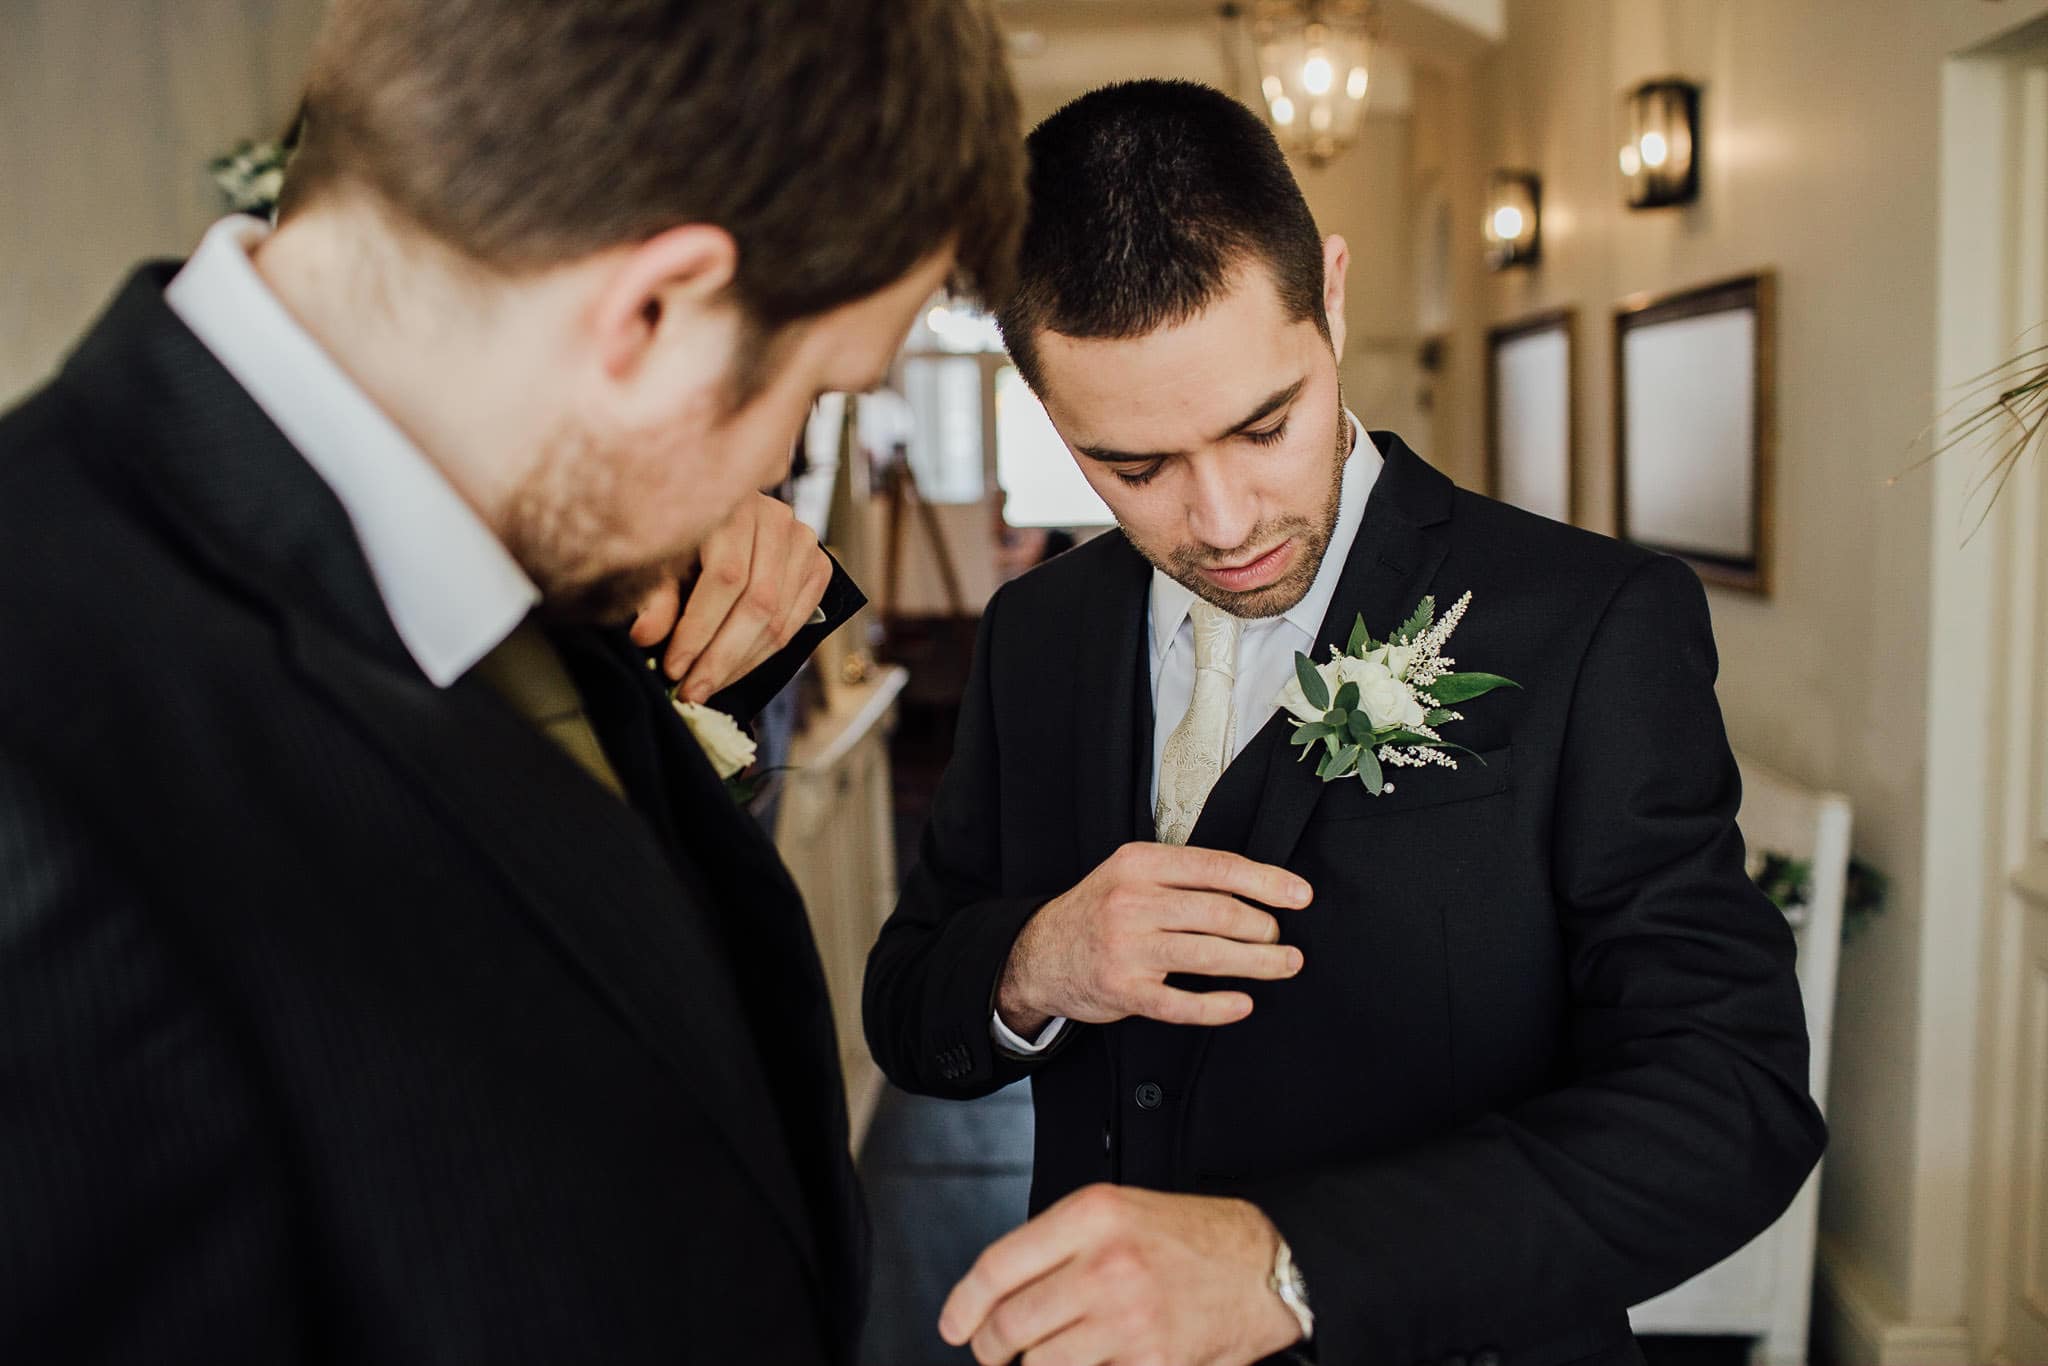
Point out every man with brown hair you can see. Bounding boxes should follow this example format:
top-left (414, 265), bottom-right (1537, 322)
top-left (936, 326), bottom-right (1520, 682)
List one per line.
top-left (0, 2), bottom-right (1020, 1362)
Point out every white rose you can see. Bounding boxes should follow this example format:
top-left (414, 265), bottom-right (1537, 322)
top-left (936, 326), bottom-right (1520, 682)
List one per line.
top-left (1329, 655), bottom-right (1428, 732)
top-left (1276, 653), bottom-right (1426, 734)
top-left (673, 700), bottom-right (757, 779)
top-left (1362, 641), bottom-right (1418, 680)
top-left (1276, 658), bottom-right (1339, 724)
top-left (1358, 669), bottom-right (1428, 732)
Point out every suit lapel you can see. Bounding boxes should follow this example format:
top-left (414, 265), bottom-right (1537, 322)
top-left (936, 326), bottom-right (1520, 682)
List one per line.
top-left (1182, 710), bottom-right (1290, 854)
top-left (1095, 434), bottom-right (1461, 866)
top-left (1071, 533), bottom-right (1156, 872)
top-left (285, 605), bottom-right (827, 1283)
top-left (558, 627), bottom-right (857, 1219)
top-left (67, 269), bottom-right (827, 1282)
top-left (1154, 436), bottom-right (1458, 1176)
top-left (1239, 433), bottom-right (1455, 870)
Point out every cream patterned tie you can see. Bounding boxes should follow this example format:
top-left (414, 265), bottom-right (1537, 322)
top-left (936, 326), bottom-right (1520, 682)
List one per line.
top-left (1155, 599), bottom-right (1244, 846)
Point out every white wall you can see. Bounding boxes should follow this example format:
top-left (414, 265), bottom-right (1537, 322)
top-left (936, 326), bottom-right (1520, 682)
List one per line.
top-left (1466, 1), bottom-right (2048, 1359)
top-left (0, 0), bottom-right (328, 405)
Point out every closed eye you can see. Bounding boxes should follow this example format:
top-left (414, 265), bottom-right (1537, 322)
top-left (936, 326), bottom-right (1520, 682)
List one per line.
top-left (1113, 462), bottom-right (1166, 487)
top-left (1245, 419), bottom-right (1290, 447)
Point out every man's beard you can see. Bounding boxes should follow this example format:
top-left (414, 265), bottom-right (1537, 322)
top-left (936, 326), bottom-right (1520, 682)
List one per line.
top-left (1124, 387), bottom-right (1351, 620)
top-left (501, 418), bottom-right (677, 629)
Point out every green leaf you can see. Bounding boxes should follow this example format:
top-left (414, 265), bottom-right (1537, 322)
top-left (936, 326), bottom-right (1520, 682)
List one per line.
top-left (1356, 745), bottom-right (1386, 794)
top-left (1427, 672), bottom-right (1521, 705)
top-left (1346, 711), bottom-right (1375, 744)
top-left (1332, 681), bottom-right (1360, 714)
top-left (1329, 743), bottom-right (1360, 779)
top-left (1397, 595), bottom-right (1435, 644)
top-left (1295, 652), bottom-right (1329, 711)
top-left (1376, 729), bottom-right (1438, 748)
top-left (1346, 613), bottom-right (1374, 657)
top-left (1290, 721), bottom-right (1335, 746)
top-left (1425, 708), bottom-right (1457, 726)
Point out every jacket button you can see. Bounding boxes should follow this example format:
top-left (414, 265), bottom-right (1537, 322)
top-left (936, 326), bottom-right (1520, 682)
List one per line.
top-left (1102, 1122), bottom-right (1113, 1154)
top-left (1472, 1351), bottom-right (1502, 1366)
top-left (1134, 1081), bottom-right (1164, 1110)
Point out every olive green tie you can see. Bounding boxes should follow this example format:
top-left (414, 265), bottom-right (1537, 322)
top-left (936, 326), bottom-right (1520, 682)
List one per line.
top-left (470, 619), bottom-right (629, 801)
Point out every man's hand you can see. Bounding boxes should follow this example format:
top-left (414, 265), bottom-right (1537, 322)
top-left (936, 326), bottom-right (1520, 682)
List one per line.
top-left (629, 492), bottom-right (833, 703)
top-left (996, 843), bottom-right (1311, 1038)
top-left (940, 1184), bottom-right (1304, 1366)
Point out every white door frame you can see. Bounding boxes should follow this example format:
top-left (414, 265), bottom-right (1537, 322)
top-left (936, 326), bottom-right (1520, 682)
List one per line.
top-left (1934, 21), bottom-right (2048, 1366)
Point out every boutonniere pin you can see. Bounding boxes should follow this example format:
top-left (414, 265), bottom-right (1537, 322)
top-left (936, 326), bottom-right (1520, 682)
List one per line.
top-left (1275, 591), bottom-right (1519, 796)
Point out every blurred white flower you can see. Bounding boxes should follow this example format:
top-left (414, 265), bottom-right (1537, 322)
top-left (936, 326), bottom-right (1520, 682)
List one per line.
top-left (673, 700), bottom-right (756, 779)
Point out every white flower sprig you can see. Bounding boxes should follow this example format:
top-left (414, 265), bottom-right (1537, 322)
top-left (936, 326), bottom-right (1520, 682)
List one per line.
top-left (208, 139), bottom-right (291, 219)
top-left (1275, 591), bottom-right (1518, 795)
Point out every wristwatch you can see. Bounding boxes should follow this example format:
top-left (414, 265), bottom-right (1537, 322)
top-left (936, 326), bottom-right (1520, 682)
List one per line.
top-left (1269, 1236), bottom-right (1315, 1343)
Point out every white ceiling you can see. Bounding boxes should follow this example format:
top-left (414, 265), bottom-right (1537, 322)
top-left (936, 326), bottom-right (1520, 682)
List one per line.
top-left (996, 0), bottom-right (1504, 71)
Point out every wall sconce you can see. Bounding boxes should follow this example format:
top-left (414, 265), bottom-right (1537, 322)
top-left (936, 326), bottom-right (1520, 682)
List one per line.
top-left (1245, 0), bottom-right (1378, 167)
top-left (1484, 170), bottom-right (1541, 270)
top-left (1620, 78), bottom-right (1700, 209)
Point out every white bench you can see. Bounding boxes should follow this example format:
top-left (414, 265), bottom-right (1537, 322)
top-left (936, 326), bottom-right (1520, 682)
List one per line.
top-left (1626, 752), bottom-right (1850, 1366)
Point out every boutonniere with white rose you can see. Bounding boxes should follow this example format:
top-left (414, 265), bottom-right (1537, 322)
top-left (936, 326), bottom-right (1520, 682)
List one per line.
top-left (1275, 591), bottom-right (1518, 796)
top-left (668, 690), bottom-right (769, 805)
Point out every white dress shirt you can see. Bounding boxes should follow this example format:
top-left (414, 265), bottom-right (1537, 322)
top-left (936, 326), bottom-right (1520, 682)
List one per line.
top-left (165, 215), bottom-right (540, 687)
top-left (994, 412), bottom-right (1382, 1054)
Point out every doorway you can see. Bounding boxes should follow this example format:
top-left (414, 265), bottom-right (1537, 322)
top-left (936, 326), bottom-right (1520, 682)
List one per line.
top-left (1937, 21), bottom-right (2048, 1366)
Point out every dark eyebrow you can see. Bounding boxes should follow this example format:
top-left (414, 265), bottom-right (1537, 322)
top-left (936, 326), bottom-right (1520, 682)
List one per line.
top-left (1075, 379), bottom-right (1307, 463)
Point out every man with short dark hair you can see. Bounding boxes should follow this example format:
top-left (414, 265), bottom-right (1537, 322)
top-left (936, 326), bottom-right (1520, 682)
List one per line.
top-left (865, 80), bottom-right (1824, 1366)
top-left (0, 1), bottom-right (1020, 1361)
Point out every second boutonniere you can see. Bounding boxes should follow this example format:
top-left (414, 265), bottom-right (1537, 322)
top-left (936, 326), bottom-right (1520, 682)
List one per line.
top-left (668, 688), bottom-right (764, 808)
top-left (1275, 591), bottom-right (1519, 796)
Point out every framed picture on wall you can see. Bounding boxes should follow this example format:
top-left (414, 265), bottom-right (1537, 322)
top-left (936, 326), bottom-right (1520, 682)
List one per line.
top-left (1486, 309), bottom-right (1577, 525)
top-left (1614, 272), bottom-right (1777, 594)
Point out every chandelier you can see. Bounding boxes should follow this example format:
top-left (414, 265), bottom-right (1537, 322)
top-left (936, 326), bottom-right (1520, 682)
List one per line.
top-left (1249, 0), bottom-right (1378, 167)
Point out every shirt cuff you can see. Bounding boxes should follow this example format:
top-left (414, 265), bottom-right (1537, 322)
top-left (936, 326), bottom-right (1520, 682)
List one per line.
top-left (991, 1010), bottom-right (1069, 1056)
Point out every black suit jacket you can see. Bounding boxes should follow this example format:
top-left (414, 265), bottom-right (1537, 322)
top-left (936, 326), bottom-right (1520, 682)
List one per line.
top-left (0, 267), bottom-right (868, 1364)
top-left (865, 434), bottom-right (1827, 1366)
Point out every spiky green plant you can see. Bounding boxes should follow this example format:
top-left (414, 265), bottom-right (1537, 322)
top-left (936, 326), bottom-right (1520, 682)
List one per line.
top-left (1898, 332), bottom-right (2048, 541)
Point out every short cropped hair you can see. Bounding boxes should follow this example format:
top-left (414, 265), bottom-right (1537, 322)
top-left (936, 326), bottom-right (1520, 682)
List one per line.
top-left (995, 79), bottom-right (1327, 391)
top-left (279, 0), bottom-right (1024, 326)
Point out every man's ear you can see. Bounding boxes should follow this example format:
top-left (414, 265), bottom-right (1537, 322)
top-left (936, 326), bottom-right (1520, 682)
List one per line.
top-left (589, 224), bottom-right (740, 380)
top-left (1321, 233), bottom-right (1351, 363)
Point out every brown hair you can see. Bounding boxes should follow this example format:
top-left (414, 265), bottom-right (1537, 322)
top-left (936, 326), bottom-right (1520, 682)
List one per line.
top-left (279, 0), bottom-right (1024, 325)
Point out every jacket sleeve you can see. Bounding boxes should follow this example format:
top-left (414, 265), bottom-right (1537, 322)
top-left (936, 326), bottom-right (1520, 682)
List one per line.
top-left (705, 552), bottom-right (867, 726)
top-left (0, 747), bottom-right (301, 1362)
top-left (863, 585), bottom-right (1071, 1099)
top-left (1234, 554), bottom-right (1827, 1366)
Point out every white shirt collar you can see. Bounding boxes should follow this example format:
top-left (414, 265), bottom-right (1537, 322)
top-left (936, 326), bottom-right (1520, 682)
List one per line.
top-left (164, 215), bottom-right (540, 687)
top-left (1147, 410), bottom-right (1381, 658)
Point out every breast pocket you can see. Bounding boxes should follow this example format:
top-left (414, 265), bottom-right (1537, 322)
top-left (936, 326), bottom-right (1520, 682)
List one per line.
top-left (1306, 745), bottom-right (1512, 822)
